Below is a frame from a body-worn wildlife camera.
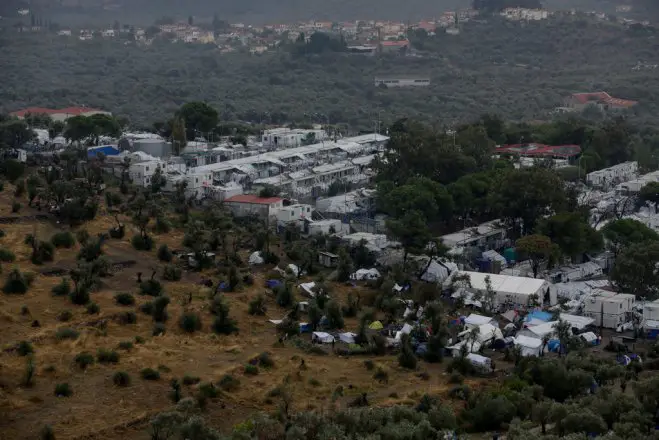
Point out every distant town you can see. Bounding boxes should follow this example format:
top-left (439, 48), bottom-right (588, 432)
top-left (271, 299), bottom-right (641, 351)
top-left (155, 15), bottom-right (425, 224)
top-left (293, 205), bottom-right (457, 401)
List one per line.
top-left (4, 6), bottom-right (653, 55)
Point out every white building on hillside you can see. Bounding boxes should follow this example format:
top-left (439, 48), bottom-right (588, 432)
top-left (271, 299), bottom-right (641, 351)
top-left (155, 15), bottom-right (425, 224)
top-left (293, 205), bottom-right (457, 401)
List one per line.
top-left (587, 162), bottom-right (638, 190)
top-left (262, 128), bottom-right (328, 149)
top-left (583, 289), bottom-right (636, 329)
top-left (440, 219), bottom-right (508, 251)
top-left (129, 160), bottom-right (165, 187)
top-left (446, 271), bottom-right (554, 308)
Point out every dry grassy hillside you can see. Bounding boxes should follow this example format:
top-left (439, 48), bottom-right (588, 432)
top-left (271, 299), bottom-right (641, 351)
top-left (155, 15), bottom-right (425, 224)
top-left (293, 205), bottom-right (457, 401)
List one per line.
top-left (0, 183), bottom-right (480, 440)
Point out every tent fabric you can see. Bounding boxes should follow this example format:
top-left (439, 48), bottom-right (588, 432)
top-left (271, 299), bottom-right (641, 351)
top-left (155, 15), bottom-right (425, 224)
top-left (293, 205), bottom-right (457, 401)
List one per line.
top-left (464, 314), bottom-right (493, 327)
top-left (514, 335), bottom-right (543, 357)
top-left (448, 340), bottom-right (482, 356)
top-left (580, 332), bottom-right (598, 344)
top-left (560, 313), bottom-right (595, 330)
top-left (287, 264), bottom-right (301, 277)
top-left (312, 332), bottom-right (335, 343)
top-left (299, 282), bottom-right (317, 297)
top-left (447, 271), bottom-right (548, 305)
top-left (368, 321), bottom-right (383, 330)
top-left (350, 268), bottom-right (381, 280)
top-left (525, 311), bottom-right (552, 323)
top-left (419, 259), bottom-right (457, 283)
top-left (520, 321), bottom-right (558, 338)
top-left (466, 353), bottom-right (491, 366)
top-left (501, 310), bottom-right (518, 322)
top-left (299, 322), bottom-right (311, 333)
top-left (482, 250), bottom-right (507, 266)
top-left (339, 332), bottom-right (357, 344)
top-left (248, 251), bottom-right (264, 265)
top-left (266, 279), bottom-right (282, 289)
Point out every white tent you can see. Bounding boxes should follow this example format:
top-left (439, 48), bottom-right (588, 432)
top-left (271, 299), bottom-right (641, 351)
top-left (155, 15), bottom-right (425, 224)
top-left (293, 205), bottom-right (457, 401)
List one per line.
top-left (312, 332), bottom-right (335, 344)
top-left (447, 340), bottom-right (482, 357)
top-left (299, 282), bottom-right (317, 297)
top-left (580, 332), bottom-right (598, 344)
top-left (459, 323), bottom-right (503, 345)
top-left (514, 335), bottom-right (543, 357)
top-left (287, 264), bottom-right (301, 277)
top-left (519, 321), bottom-right (559, 339)
top-left (466, 353), bottom-right (492, 372)
top-left (351, 268), bottom-right (381, 281)
top-left (559, 313), bottom-right (595, 331)
top-left (419, 258), bottom-right (457, 283)
top-left (248, 251), bottom-right (264, 265)
top-left (339, 332), bottom-right (357, 344)
top-left (464, 314), bottom-right (493, 328)
top-left (395, 323), bottom-right (414, 341)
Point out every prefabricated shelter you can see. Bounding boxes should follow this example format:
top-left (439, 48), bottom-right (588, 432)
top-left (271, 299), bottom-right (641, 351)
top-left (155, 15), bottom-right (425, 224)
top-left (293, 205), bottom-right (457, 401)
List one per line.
top-left (318, 251), bottom-right (339, 268)
top-left (643, 299), bottom-right (659, 322)
top-left (223, 195), bottom-right (284, 218)
top-left (514, 335), bottom-right (543, 357)
top-left (308, 219), bottom-right (342, 236)
top-left (440, 219), bottom-right (508, 251)
top-left (583, 290), bottom-right (636, 329)
top-left (446, 271), bottom-right (554, 308)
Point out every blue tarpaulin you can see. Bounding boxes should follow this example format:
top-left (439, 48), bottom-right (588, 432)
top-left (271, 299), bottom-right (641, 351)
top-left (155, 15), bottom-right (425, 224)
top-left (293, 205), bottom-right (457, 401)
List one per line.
top-left (525, 310), bottom-right (552, 323)
top-left (266, 279), bottom-right (282, 289)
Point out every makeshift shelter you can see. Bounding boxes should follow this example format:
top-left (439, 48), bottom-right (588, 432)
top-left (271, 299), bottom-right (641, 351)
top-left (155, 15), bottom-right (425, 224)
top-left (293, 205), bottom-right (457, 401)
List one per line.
top-left (351, 268), bottom-right (381, 281)
top-left (339, 332), bottom-right (357, 344)
top-left (287, 264), bottom-right (302, 277)
top-left (525, 310), bottom-right (552, 323)
top-left (464, 314), bottom-right (494, 328)
top-left (466, 353), bottom-right (492, 373)
top-left (518, 321), bottom-right (559, 340)
top-left (559, 313), bottom-right (595, 331)
top-left (299, 282), bottom-right (317, 297)
top-left (447, 340), bottom-right (482, 357)
top-left (514, 335), bottom-right (543, 357)
top-left (312, 332), bottom-right (335, 344)
top-left (248, 251), bottom-right (264, 265)
top-left (394, 323), bottom-right (414, 341)
top-left (368, 321), bottom-right (384, 330)
top-left (299, 322), bottom-right (311, 333)
top-left (580, 332), bottom-right (599, 346)
top-left (419, 258), bottom-right (457, 283)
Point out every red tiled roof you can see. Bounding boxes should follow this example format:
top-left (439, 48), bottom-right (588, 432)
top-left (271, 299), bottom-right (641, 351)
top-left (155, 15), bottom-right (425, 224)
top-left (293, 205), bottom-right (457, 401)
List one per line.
top-left (10, 106), bottom-right (105, 118)
top-left (571, 92), bottom-right (638, 108)
top-left (496, 144), bottom-right (581, 158)
top-left (224, 195), bottom-right (283, 204)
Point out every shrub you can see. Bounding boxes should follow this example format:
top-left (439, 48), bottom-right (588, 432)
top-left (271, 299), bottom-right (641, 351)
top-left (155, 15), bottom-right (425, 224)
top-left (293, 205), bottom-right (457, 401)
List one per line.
top-left (325, 300), bottom-right (345, 329)
top-left (97, 348), bottom-right (120, 364)
top-left (139, 301), bottom-right (154, 315)
top-left (22, 356), bottom-right (35, 387)
top-left (68, 287), bottom-right (90, 305)
top-left (134, 335), bottom-right (145, 344)
top-left (155, 216), bottom-right (171, 234)
top-left (275, 283), bottom-right (294, 308)
top-left (198, 382), bottom-right (219, 398)
top-left (398, 335), bottom-right (418, 370)
top-left (131, 234), bottom-right (154, 251)
top-left (0, 248), bottom-right (15, 262)
top-left (248, 294), bottom-right (267, 316)
top-left (141, 368), bottom-right (160, 380)
top-left (157, 244), bottom-right (173, 262)
top-left (114, 292), bottom-right (135, 306)
top-left (152, 322), bottom-right (166, 336)
top-left (14, 180), bottom-right (25, 197)
top-left (113, 371), bottom-right (131, 387)
top-left (257, 352), bottom-right (275, 368)
top-left (77, 239), bottom-right (103, 262)
top-left (57, 310), bottom-right (73, 322)
top-left (449, 373), bottom-right (465, 384)
top-left (309, 378), bottom-right (321, 387)
top-left (76, 229), bottom-right (90, 245)
top-left (40, 425), bottom-right (55, 440)
top-left (179, 312), bottom-right (202, 333)
top-left (0, 229), bottom-right (5, 237)
top-left (117, 340), bottom-right (134, 350)
top-left (3, 268), bottom-right (29, 294)
top-left (183, 374), bottom-right (201, 385)
top-left (52, 278), bottom-right (71, 297)
top-left (20, 304), bottom-right (29, 315)
top-left (169, 378), bottom-right (181, 403)
top-left (217, 374), bottom-right (240, 392)
top-left (373, 366), bottom-right (389, 383)
top-left (140, 279), bottom-right (163, 296)
top-left (31, 241), bottom-right (55, 265)
top-left (86, 302), bottom-right (100, 314)
top-left (51, 232), bottom-right (75, 248)
top-left (54, 383), bottom-right (72, 397)
top-left (117, 311), bottom-right (137, 325)
top-left (74, 352), bottom-right (94, 369)
top-left (211, 297), bottom-right (238, 335)
top-left (244, 364), bottom-right (259, 376)
top-left (163, 264), bottom-right (182, 281)
top-left (56, 327), bottom-right (79, 340)
top-left (152, 296), bottom-right (170, 322)
top-left (364, 359), bottom-right (375, 371)
top-left (17, 340), bottom-right (34, 356)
